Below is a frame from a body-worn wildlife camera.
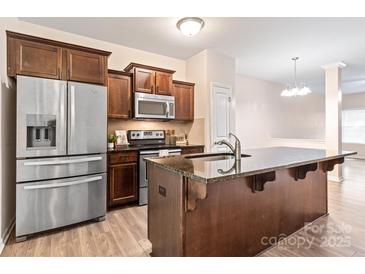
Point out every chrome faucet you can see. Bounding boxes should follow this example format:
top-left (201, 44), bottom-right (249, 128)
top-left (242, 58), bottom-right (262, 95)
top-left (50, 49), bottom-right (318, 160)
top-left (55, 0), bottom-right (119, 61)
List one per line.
top-left (214, 133), bottom-right (242, 161)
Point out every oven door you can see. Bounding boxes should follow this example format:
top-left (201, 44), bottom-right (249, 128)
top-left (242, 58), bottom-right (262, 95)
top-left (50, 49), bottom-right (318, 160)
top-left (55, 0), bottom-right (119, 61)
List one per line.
top-left (139, 152), bottom-right (158, 188)
top-left (134, 92), bottom-right (174, 119)
top-left (139, 149), bottom-right (181, 205)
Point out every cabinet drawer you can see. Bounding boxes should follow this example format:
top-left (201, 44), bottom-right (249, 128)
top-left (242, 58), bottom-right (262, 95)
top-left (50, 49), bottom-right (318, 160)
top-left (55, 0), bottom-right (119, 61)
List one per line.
top-left (109, 151), bottom-right (138, 164)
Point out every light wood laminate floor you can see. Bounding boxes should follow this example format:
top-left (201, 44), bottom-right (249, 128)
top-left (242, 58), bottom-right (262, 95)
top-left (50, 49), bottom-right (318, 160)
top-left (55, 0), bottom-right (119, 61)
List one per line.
top-left (2, 159), bottom-right (365, 257)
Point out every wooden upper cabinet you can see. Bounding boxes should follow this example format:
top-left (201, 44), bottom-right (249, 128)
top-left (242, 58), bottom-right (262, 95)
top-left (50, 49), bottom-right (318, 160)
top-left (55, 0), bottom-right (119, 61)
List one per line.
top-left (173, 80), bottom-right (195, 121)
top-left (125, 63), bottom-right (175, 95)
top-left (67, 49), bottom-right (106, 85)
top-left (107, 70), bottom-right (132, 119)
top-left (155, 71), bottom-right (173, 95)
top-left (7, 31), bottom-right (111, 85)
top-left (134, 68), bottom-right (155, 93)
top-left (10, 38), bottom-right (62, 79)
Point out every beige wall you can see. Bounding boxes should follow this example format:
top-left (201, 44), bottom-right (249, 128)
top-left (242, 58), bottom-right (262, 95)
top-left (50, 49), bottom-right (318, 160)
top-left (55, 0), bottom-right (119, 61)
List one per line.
top-left (272, 91), bottom-right (325, 139)
top-left (185, 50), bottom-right (207, 146)
top-left (235, 74), bottom-right (325, 149)
top-left (185, 49), bottom-right (235, 151)
top-left (108, 120), bottom-right (193, 137)
top-left (342, 92), bottom-right (365, 159)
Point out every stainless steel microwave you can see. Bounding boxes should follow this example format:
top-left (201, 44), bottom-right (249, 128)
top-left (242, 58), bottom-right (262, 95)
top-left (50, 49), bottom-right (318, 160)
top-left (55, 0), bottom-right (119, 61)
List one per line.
top-left (134, 92), bottom-right (175, 119)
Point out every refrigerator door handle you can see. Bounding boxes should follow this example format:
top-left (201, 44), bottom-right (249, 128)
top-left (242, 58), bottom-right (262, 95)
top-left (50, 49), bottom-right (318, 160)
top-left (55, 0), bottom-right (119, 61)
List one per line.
top-left (68, 84), bottom-right (76, 152)
top-left (23, 176), bottom-right (103, 190)
top-left (23, 156), bottom-right (103, 166)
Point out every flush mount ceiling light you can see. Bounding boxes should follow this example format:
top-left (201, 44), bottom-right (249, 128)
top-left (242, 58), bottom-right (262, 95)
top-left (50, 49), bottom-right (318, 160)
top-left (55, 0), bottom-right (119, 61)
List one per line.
top-left (177, 17), bottom-right (204, 37)
top-left (281, 57), bottom-right (312, 97)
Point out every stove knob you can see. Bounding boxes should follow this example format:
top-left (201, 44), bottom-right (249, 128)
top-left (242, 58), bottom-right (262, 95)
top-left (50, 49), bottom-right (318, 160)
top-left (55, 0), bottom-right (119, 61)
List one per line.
top-left (137, 133), bottom-right (140, 137)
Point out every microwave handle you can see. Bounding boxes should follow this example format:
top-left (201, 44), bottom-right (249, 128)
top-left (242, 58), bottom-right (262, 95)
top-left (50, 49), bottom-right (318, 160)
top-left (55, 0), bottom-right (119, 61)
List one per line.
top-left (166, 102), bottom-right (169, 118)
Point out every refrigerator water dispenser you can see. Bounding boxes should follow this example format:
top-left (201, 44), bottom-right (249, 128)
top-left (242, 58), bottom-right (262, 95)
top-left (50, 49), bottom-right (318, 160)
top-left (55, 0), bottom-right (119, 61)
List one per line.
top-left (26, 114), bottom-right (56, 148)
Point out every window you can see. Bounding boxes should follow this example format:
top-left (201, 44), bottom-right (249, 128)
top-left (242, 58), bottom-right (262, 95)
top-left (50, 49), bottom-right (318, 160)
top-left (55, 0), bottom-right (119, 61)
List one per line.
top-left (342, 109), bottom-right (365, 144)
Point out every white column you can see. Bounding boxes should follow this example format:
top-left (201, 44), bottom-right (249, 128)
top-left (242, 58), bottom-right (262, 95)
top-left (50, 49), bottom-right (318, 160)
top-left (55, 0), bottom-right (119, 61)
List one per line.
top-left (322, 62), bottom-right (346, 182)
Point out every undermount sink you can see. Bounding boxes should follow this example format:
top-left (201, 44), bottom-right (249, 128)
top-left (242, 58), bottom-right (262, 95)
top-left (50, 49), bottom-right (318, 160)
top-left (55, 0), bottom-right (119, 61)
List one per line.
top-left (184, 153), bottom-right (251, 161)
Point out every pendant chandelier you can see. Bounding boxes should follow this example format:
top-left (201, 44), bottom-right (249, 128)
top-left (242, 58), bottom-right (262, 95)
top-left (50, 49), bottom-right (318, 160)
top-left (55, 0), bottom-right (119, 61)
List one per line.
top-left (281, 57), bottom-right (312, 97)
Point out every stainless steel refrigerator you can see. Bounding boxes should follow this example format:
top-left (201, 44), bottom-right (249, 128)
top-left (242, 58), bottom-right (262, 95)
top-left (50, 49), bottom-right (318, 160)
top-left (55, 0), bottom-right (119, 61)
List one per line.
top-left (16, 75), bottom-right (107, 241)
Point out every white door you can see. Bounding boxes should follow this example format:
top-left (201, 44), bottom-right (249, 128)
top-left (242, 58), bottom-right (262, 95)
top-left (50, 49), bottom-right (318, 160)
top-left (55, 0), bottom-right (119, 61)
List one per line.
top-left (211, 83), bottom-right (232, 152)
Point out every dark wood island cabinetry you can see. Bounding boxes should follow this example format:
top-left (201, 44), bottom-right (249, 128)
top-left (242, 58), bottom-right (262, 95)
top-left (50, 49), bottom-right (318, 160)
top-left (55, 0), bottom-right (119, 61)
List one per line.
top-left (145, 147), bottom-right (355, 256)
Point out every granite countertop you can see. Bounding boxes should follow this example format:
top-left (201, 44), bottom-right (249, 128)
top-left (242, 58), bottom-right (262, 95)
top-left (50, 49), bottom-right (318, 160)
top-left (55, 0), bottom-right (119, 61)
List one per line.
top-left (144, 146), bottom-right (356, 183)
top-left (108, 144), bottom-right (204, 153)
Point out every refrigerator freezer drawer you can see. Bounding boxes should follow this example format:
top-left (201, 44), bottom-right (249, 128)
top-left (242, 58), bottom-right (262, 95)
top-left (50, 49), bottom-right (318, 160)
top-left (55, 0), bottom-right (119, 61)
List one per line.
top-left (16, 173), bottom-right (107, 237)
top-left (16, 154), bottom-right (107, 182)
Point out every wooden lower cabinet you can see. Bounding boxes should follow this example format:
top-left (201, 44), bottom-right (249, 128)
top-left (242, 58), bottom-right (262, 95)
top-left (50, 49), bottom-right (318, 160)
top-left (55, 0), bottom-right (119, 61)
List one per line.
top-left (108, 152), bottom-right (138, 207)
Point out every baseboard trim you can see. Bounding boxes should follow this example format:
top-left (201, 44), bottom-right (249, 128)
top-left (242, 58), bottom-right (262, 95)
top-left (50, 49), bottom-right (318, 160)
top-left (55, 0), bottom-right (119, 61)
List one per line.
top-left (0, 217), bottom-right (15, 255)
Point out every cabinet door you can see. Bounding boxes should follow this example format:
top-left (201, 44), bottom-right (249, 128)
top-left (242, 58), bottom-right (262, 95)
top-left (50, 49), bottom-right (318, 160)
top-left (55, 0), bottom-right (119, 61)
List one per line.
top-left (108, 74), bottom-right (132, 119)
top-left (108, 162), bottom-right (138, 206)
top-left (134, 68), bottom-right (155, 93)
top-left (67, 49), bottom-right (106, 85)
top-left (155, 71), bottom-right (173, 95)
top-left (173, 83), bottom-right (194, 121)
top-left (15, 39), bottom-right (62, 79)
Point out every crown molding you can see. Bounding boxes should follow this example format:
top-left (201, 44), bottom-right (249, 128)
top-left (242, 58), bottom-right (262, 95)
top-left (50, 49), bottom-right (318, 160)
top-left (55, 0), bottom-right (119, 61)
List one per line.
top-left (321, 62), bottom-right (347, 70)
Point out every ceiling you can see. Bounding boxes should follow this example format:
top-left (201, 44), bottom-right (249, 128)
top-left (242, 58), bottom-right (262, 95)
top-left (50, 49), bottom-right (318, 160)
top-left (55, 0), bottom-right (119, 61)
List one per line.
top-left (20, 17), bottom-right (365, 94)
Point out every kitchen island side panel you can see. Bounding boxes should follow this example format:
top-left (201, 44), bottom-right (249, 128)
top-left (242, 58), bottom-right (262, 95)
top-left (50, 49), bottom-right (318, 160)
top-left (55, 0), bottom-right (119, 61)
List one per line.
top-left (147, 164), bottom-right (185, 256)
top-left (184, 168), bottom-right (327, 256)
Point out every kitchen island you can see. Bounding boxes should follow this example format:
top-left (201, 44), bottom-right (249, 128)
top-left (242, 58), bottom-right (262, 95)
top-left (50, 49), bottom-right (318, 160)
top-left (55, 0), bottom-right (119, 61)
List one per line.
top-left (145, 147), bottom-right (355, 256)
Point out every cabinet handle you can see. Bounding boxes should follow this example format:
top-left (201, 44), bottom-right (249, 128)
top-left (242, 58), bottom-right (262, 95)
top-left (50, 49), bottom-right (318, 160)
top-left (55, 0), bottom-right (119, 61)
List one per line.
top-left (58, 67), bottom-right (61, 78)
top-left (151, 85), bottom-right (153, 92)
top-left (128, 110), bottom-right (131, 118)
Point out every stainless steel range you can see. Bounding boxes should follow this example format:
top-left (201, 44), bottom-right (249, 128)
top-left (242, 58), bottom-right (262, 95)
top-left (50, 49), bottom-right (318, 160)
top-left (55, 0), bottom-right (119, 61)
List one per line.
top-left (16, 76), bottom-right (107, 241)
top-left (127, 130), bottom-right (181, 205)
